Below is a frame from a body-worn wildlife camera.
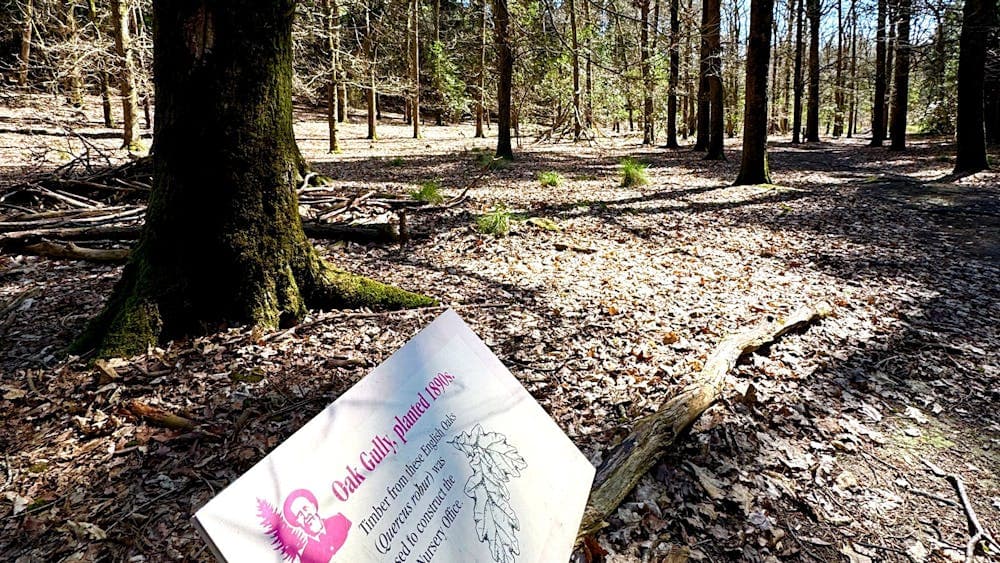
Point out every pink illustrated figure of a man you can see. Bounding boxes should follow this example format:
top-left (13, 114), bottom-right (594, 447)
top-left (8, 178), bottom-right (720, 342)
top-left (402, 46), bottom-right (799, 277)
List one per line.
top-left (283, 489), bottom-right (351, 563)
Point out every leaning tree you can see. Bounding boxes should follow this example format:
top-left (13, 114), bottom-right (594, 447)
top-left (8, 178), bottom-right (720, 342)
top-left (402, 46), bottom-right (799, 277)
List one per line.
top-left (73, 0), bottom-right (434, 358)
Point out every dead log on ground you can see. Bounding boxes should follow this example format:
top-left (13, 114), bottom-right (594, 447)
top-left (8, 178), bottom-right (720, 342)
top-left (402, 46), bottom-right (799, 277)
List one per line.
top-left (577, 302), bottom-right (833, 539)
top-left (126, 400), bottom-right (196, 431)
top-left (23, 239), bottom-right (130, 263)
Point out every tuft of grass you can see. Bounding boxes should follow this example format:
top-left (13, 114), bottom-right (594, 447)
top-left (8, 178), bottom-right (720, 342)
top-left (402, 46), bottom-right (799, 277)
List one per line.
top-left (620, 157), bottom-right (650, 187)
top-left (410, 180), bottom-right (445, 204)
top-left (474, 204), bottom-right (512, 236)
top-left (387, 156), bottom-right (405, 167)
top-left (538, 171), bottom-right (563, 187)
top-left (475, 151), bottom-right (510, 170)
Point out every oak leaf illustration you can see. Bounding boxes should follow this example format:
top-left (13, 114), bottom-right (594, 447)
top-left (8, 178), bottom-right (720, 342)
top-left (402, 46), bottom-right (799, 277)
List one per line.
top-left (450, 424), bottom-right (527, 563)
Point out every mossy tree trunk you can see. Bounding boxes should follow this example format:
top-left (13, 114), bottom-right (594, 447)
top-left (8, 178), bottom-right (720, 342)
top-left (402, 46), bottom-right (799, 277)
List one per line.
top-left (73, 0), bottom-right (434, 359)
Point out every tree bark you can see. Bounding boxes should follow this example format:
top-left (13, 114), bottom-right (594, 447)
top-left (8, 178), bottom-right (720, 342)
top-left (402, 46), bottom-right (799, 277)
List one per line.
top-left (111, 0), bottom-right (140, 150)
top-left (323, 0), bottom-right (341, 153)
top-left (792, 0), bottom-right (804, 143)
top-left (665, 0), bottom-right (680, 147)
top-left (570, 0), bottom-right (583, 141)
top-left (869, 0), bottom-right (888, 147)
top-left (884, 2), bottom-right (896, 140)
top-left (365, 3), bottom-right (377, 141)
top-left (410, 0), bottom-right (421, 139)
top-left (888, 0), bottom-right (910, 150)
top-left (735, 0), bottom-right (775, 185)
top-left (641, 0), bottom-right (655, 145)
top-left (954, 0), bottom-right (996, 173)
top-left (694, 0), bottom-right (711, 151)
top-left (805, 0), bottom-right (820, 142)
top-left (577, 303), bottom-right (832, 538)
top-left (847, 0), bottom-right (857, 138)
top-left (72, 0), bottom-right (434, 359)
top-left (833, 0), bottom-right (844, 137)
top-left (18, 0), bottom-right (32, 86)
top-left (704, 0), bottom-right (725, 159)
top-left (494, 0), bottom-right (514, 160)
top-left (475, 0), bottom-right (487, 138)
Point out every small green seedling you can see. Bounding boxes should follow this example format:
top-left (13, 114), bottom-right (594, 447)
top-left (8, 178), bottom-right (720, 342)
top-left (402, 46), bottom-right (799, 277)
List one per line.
top-left (538, 171), bottom-right (563, 187)
top-left (410, 180), bottom-right (445, 204)
top-left (475, 204), bottom-right (512, 236)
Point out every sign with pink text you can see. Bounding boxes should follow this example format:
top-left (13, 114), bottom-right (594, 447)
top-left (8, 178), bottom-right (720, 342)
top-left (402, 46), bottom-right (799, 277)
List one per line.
top-left (193, 309), bottom-right (596, 563)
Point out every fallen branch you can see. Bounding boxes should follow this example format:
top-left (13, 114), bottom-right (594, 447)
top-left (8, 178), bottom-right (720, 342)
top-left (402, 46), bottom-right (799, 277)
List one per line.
top-left (23, 239), bottom-right (129, 263)
top-left (920, 458), bottom-right (1000, 562)
top-left (576, 302), bottom-right (833, 538)
top-left (126, 400), bottom-right (196, 431)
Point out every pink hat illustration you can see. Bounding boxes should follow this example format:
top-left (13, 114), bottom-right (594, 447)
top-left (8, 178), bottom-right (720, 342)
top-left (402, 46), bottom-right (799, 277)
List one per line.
top-left (257, 489), bottom-right (351, 563)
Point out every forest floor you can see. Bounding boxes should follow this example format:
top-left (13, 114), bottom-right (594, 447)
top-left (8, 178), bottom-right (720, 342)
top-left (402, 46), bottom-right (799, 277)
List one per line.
top-left (1, 95), bottom-right (999, 562)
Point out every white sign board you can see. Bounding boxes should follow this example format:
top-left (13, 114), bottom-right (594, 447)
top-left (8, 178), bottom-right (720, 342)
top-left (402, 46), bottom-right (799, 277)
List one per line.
top-left (194, 309), bottom-right (595, 563)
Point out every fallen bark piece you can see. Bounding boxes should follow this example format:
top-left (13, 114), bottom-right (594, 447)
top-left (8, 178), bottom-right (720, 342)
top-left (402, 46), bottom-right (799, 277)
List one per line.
top-left (577, 302), bottom-right (832, 538)
top-left (126, 400), bottom-right (196, 431)
top-left (23, 239), bottom-right (129, 263)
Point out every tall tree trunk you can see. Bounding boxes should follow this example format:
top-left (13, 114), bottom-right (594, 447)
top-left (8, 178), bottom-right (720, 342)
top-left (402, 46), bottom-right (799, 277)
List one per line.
top-left (323, 0), bottom-right (340, 153)
top-left (111, 0), bottom-right (140, 149)
top-left (641, 0), bottom-right (655, 145)
top-left (781, 0), bottom-right (794, 132)
top-left (705, 0), bottom-right (725, 159)
top-left (736, 0), bottom-right (776, 184)
top-left (366, 3), bottom-right (377, 140)
top-left (88, 0), bottom-right (116, 127)
top-left (475, 0), bottom-right (487, 138)
top-left (410, 0), bottom-right (421, 139)
top-left (888, 0), bottom-right (910, 150)
top-left (570, 0), bottom-right (583, 140)
top-left (74, 0), bottom-right (432, 359)
top-left (694, 0), bottom-right (711, 150)
top-left (832, 0), bottom-right (844, 137)
top-left (805, 0), bottom-right (820, 142)
top-left (792, 0), bottom-right (804, 143)
top-left (666, 0), bottom-right (680, 147)
top-left (64, 3), bottom-right (85, 107)
top-left (870, 0), bottom-right (887, 145)
top-left (18, 0), bottom-right (32, 86)
top-left (494, 0), bottom-right (514, 159)
top-left (885, 3), bottom-right (895, 139)
top-left (847, 0), bottom-right (857, 138)
top-left (584, 0), bottom-right (594, 127)
top-left (954, 0), bottom-right (996, 173)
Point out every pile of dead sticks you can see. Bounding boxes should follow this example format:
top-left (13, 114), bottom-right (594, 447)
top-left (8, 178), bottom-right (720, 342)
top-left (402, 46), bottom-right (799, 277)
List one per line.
top-left (1, 161), bottom-right (476, 263)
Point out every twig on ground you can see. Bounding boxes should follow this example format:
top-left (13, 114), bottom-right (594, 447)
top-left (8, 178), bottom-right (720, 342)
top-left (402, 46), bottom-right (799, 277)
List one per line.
top-left (920, 457), bottom-right (1000, 562)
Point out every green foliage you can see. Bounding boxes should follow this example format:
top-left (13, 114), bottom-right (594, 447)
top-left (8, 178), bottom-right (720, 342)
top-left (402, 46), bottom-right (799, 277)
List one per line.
top-left (474, 150), bottom-right (510, 170)
top-left (427, 41), bottom-right (470, 121)
top-left (410, 180), bottom-right (445, 204)
top-left (475, 204), bottom-right (512, 236)
top-left (388, 157), bottom-right (405, 167)
top-left (620, 158), bottom-right (650, 187)
top-left (538, 171), bottom-right (563, 187)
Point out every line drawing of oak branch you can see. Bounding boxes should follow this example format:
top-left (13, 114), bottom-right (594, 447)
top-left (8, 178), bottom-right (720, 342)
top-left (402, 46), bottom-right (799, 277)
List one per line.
top-left (449, 424), bottom-right (528, 563)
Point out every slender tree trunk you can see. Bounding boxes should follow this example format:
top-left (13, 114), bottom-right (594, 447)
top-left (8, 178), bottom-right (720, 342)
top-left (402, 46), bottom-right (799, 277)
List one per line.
top-left (705, 0), bottom-right (725, 159)
top-left (736, 0), bottom-right (776, 184)
top-left (75, 0), bottom-right (432, 358)
top-left (111, 0), bottom-right (140, 149)
top-left (666, 0), bottom-right (680, 147)
top-left (832, 0), bottom-right (844, 137)
top-left (805, 0), bottom-right (820, 142)
top-left (570, 0), bottom-right (583, 140)
top-left (870, 0), bottom-right (887, 144)
top-left (885, 3), bottom-right (895, 139)
top-left (494, 0), bottom-right (514, 159)
top-left (847, 0), bottom-right (857, 138)
top-left (694, 0), bottom-right (711, 150)
top-left (641, 0), bottom-right (655, 145)
top-left (323, 0), bottom-right (340, 153)
top-left (584, 0), bottom-right (593, 128)
top-left (18, 0), bottom-right (32, 86)
top-left (86, 0), bottom-right (116, 127)
top-left (410, 0), bottom-right (421, 139)
top-left (475, 0), bottom-right (487, 138)
top-left (365, 3), bottom-right (377, 140)
top-left (954, 0), bottom-right (996, 172)
top-left (782, 0), bottom-right (794, 132)
top-left (64, 4), bottom-right (85, 107)
top-left (888, 0), bottom-right (910, 150)
top-left (792, 0), bottom-right (804, 143)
